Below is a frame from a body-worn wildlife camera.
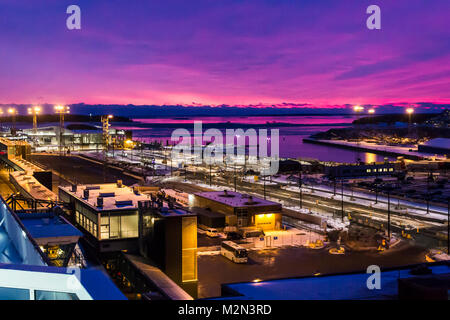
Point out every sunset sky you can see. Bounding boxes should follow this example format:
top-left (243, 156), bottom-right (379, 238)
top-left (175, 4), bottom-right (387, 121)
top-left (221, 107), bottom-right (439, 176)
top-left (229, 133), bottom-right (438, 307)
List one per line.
top-left (1, 0), bottom-right (449, 109)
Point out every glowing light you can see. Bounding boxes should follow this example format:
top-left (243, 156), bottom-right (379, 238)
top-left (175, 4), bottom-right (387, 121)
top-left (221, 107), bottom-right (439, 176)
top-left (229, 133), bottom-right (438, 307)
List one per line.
top-left (54, 105), bottom-right (70, 113)
top-left (406, 108), bottom-right (414, 114)
top-left (368, 109), bottom-right (375, 114)
top-left (8, 108), bottom-right (16, 114)
top-left (353, 105), bottom-right (364, 112)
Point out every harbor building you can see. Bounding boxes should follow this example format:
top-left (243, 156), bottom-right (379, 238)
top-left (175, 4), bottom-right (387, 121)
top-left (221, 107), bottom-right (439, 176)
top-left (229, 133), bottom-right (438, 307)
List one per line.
top-left (193, 190), bottom-right (282, 231)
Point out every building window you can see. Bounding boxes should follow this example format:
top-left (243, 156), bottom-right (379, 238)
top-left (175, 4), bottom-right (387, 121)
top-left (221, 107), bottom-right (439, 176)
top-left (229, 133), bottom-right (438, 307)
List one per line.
top-left (35, 290), bottom-right (79, 300)
top-left (0, 287), bottom-right (30, 300)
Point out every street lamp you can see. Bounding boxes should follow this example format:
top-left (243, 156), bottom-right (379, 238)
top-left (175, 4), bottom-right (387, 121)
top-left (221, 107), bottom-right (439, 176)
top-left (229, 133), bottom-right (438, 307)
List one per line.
top-left (54, 105), bottom-right (70, 155)
top-left (8, 108), bottom-right (17, 134)
top-left (406, 107), bottom-right (414, 129)
top-left (353, 105), bottom-right (364, 163)
top-left (28, 106), bottom-right (41, 135)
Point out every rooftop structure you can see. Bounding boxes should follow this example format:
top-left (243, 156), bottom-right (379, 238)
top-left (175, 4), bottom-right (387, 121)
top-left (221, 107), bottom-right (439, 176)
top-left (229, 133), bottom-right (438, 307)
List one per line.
top-left (10, 170), bottom-right (57, 202)
top-left (194, 190), bottom-right (281, 209)
top-left (17, 211), bottom-right (84, 267)
top-left (59, 182), bottom-right (158, 253)
top-left (193, 191), bottom-right (282, 231)
top-left (0, 196), bottom-right (125, 300)
top-left (217, 262), bottom-right (450, 300)
top-left (59, 183), bottom-right (151, 212)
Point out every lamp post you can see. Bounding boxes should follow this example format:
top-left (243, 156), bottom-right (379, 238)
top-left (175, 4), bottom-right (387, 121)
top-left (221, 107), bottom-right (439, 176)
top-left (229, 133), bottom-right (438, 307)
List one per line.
top-left (8, 108), bottom-right (17, 135)
top-left (368, 108), bottom-right (376, 125)
top-left (28, 106), bottom-right (41, 136)
top-left (341, 179), bottom-right (344, 222)
top-left (406, 107), bottom-right (414, 136)
top-left (54, 105), bottom-right (70, 155)
top-left (447, 197), bottom-right (449, 255)
top-left (353, 105), bottom-right (364, 163)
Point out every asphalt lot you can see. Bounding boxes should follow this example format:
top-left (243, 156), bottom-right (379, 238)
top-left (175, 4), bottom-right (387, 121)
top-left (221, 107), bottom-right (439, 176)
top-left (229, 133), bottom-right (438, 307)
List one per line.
top-left (31, 154), bottom-right (140, 186)
top-left (197, 241), bottom-right (427, 298)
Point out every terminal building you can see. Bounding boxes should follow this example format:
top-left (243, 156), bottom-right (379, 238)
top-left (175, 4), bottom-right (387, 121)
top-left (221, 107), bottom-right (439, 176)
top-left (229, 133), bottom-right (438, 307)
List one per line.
top-left (58, 182), bottom-right (155, 253)
top-left (22, 126), bottom-right (131, 152)
top-left (193, 190), bottom-right (282, 231)
top-left (0, 196), bottom-right (125, 300)
top-left (59, 182), bottom-right (198, 298)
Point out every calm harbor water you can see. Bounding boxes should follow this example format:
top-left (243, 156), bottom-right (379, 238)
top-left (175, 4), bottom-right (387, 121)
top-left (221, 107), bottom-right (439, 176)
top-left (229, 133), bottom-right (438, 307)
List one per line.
top-left (122, 115), bottom-right (390, 163)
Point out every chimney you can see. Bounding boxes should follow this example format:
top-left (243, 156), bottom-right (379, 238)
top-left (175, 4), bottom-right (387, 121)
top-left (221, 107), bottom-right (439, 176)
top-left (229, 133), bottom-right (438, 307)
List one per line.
top-left (83, 188), bottom-right (90, 199)
top-left (97, 197), bottom-right (104, 207)
top-left (71, 184), bottom-right (77, 192)
top-left (117, 180), bottom-right (123, 188)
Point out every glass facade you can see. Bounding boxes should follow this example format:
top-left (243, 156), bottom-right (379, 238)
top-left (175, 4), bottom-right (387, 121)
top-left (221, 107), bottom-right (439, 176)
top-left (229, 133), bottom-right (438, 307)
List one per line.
top-left (99, 212), bottom-right (138, 240)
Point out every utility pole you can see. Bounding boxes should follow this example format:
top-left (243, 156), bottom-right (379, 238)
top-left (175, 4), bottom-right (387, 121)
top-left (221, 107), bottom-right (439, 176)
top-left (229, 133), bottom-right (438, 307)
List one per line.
top-left (299, 167), bottom-right (303, 209)
top-left (234, 165), bottom-right (237, 192)
top-left (387, 190), bottom-right (391, 241)
top-left (263, 174), bottom-right (266, 200)
top-left (447, 197), bottom-right (449, 255)
top-left (341, 179), bottom-right (344, 222)
top-left (209, 164), bottom-right (212, 187)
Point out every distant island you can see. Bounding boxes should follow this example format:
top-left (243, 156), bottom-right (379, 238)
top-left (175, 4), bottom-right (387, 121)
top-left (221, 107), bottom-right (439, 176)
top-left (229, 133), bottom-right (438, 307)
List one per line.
top-left (0, 114), bottom-right (132, 123)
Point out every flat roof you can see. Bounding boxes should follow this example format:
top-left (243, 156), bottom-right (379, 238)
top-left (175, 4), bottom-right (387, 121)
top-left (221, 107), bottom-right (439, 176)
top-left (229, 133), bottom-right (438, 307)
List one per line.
top-left (216, 263), bottom-right (450, 300)
top-left (0, 263), bottom-right (127, 300)
top-left (194, 191), bottom-right (281, 208)
top-left (18, 212), bottom-right (83, 240)
top-left (157, 206), bottom-right (195, 218)
top-left (10, 170), bottom-right (57, 201)
top-left (60, 183), bottom-right (151, 212)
